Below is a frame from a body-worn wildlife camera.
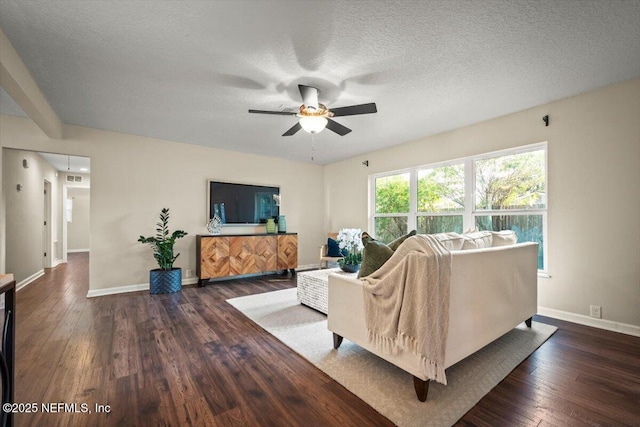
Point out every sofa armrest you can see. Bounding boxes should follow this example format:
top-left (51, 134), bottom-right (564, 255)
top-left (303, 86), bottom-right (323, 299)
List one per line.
top-left (327, 274), bottom-right (367, 339)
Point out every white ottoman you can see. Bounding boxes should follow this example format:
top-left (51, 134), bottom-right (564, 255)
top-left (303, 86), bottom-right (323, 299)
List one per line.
top-left (296, 268), bottom-right (357, 314)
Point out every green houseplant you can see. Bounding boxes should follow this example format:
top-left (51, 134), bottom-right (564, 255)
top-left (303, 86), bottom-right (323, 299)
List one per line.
top-left (138, 208), bottom-right (188, 294)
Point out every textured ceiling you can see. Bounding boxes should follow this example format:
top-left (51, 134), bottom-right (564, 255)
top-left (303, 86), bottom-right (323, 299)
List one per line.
top-left (1, 1), bottom-right (639, 164)
top-left (0, 87), bottom-right (27, 118)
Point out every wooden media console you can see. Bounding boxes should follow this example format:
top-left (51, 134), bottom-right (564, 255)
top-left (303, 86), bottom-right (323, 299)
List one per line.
top-left (196, 233), bottom-right (298, 286)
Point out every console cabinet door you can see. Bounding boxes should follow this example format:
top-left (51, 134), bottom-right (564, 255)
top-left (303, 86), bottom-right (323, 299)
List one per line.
top-left (255, 236), bottom-right (278, 272)
top-left (199, 236), bottom-right (230, 278)
top-left (230, 236), bottom-right (257, 275)
top-left (277, 234), bottom-right (298, 270)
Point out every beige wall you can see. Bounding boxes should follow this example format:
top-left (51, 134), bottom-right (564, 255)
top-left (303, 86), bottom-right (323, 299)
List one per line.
top-left (67, 187), bottom-right (90, 251)
top-left (1, 79), bottom-right (638, 329)
top-left (325, 79), bottom-right (640, 328)
top-left (2, 148), bottom-right (60, 282)
top-left (0, 117), bottom-right (325, 290)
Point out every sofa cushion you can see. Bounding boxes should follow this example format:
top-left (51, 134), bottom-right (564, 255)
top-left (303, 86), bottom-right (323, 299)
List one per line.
top-left (358, 230), bottom-right (416, 278)
top-left (461, 231), bottom-right (493, 250)
top-left (326, 237), bottom-right (343, 257)
top-left (491, 230), bottom-right (518, 247)
top-left (432, 232), bottom-right (465, 251)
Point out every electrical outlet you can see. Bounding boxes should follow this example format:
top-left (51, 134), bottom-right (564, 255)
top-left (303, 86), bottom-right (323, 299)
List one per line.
top-left (186, 269), bottom-right (192, 278)
top-left (590, 305), bottom-right (602, 319)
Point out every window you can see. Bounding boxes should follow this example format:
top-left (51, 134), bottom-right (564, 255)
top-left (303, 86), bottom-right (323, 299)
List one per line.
top-left (373, 172), bottom-right (409, 243)
top-left (417, 163), bottom-right (465, 234)
top-left (473, 148), bottom-right (546, 269)
top-left (66, 198), bottom-right (73, 223)
top-left (370, 143), bottom-right (547, 270)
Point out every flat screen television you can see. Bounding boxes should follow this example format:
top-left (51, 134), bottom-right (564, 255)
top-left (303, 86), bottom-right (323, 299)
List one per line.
top-left (208, 181), bottom-right (280, 224)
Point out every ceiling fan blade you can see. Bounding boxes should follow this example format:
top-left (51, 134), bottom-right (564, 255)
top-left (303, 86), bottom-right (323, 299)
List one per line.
top-left (282, 122), bottom-right (302, 136)
top-left (249, 109), bottom-right (297, 116)
top-left (298, 85), bottom-right (319, 111)
top-left (326, 119), bottom-right (352, 136)
top-left (330, 103), bottom-right (377, 117)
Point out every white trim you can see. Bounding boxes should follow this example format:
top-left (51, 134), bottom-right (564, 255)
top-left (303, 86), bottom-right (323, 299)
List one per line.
top-left (16, 269), bottom-right (45, 291)
top-left (86, 277), bottom-right (200, 298)
top-left (87, 283), bottom-right (149, 298)
top-left (86, 264), bottom-right (314, 298)
top-left (67, 249), bottom-right (90, 253)
top-left (538, 306), bottom-right (640, 337)
top-left (51, 259), bottom-right (65, 268)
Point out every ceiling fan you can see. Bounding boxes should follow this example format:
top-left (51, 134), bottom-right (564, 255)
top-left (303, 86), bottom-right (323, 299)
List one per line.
top-left (248, 84), bottom-right (377, 136)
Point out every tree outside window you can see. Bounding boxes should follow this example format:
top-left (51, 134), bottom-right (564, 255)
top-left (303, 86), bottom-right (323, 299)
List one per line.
top-left (374, 173), bottom-right (409, 243)
top-left (417, 163), bottom-right (464, 234)
top-left (474, 149), bottom-right (546, 269)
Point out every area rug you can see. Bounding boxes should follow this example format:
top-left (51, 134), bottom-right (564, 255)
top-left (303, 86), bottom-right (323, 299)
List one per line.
top-left (227, 288), bottom-right (556, 427)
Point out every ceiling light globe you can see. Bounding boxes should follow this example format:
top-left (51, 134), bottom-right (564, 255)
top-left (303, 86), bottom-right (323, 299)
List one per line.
top-left (299, 116), bottom-right (328, 134)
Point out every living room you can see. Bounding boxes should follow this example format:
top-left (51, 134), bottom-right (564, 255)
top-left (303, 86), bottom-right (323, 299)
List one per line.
top-left (0, 1), bottom-right (639, 425)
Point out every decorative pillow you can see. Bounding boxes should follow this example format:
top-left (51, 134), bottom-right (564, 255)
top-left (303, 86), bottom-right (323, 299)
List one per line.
top-left (388, 229), bottom-right (417, 251)
top-left (461, 231), bottom-right (493, 250)
top-left (432, 232), bottom-right (465, 251)
top-left (358, 230), bottom-right (416, 278)
top-left (490, 230), bottom-right (518, 247)
top-left (358, 240), bottom-right (395, 278)
top-left (326, 238), bottom-right (343, 257)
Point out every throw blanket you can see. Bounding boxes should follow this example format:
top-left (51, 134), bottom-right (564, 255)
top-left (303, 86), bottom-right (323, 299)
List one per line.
top-left (361, 235), bottom-right (452, 384)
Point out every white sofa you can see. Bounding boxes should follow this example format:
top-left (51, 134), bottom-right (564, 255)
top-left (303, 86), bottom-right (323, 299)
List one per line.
top-left (327, 241), bottom-right (539, 401)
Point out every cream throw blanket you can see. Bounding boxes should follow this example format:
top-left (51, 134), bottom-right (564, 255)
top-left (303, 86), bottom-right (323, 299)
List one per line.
top-left (361, 235), bottom-right (452, 384)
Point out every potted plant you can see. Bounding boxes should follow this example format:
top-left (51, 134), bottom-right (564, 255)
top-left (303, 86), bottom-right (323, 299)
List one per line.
top-left (337, 228), bottom-right (364, 273)
top-left (138, 208), bottom-right (188, 294)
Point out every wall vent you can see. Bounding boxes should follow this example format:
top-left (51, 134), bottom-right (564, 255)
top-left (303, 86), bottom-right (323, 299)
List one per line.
top-left (66, 175), bottom-right (83, 183)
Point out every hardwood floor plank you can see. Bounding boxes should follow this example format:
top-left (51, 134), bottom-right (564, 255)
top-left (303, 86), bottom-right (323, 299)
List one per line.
top-left (13, 254), bottom-right (640, 426)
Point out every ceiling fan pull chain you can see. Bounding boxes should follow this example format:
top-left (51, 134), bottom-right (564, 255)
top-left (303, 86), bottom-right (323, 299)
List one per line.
top-left (311, 134), bottom-right (316, 162)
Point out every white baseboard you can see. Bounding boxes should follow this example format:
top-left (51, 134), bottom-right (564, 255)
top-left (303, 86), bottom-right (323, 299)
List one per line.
top-left (538, 306), bottom-right (640, 337)
top-left (86, 265), bottom-right (316, 298)
top-left (16, 269), bottom-right (45, 292)
top-left (86, 277), bottom-right (199, 298)
top-left (67, 249), bottom-right (90, 253)
top-left (87, 265), bottom-right (322, 298)
top-left (51, 259), bottom-right (65, 268)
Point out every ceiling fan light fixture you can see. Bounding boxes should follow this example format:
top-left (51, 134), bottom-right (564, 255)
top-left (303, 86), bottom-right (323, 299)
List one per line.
top-left (299, 116), bottom-right (328, 134)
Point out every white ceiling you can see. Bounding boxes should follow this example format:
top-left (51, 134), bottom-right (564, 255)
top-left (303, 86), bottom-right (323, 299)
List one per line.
top-left (38, 152), bottom-right (90, 174)
top-left (0, 1), bottom-right (639, 165)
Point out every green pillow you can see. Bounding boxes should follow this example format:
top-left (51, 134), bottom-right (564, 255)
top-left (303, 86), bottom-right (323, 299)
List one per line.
top-left (358, 240), bottom-right (395, 278)
top-left (358, 230), bottom-right (417, 278)
top-left (388, 229), bottom-right (416, 250)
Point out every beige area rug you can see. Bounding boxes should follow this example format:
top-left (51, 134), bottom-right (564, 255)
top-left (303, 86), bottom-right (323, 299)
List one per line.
top-left (227, 288), bottom-right (556, 427)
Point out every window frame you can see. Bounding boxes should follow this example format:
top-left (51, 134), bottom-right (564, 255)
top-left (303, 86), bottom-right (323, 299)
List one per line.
top-left (370, 142), bottom-right (548, 273)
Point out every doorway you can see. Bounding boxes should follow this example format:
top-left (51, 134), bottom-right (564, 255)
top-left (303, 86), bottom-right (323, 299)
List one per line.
top-left (2, 148), bottom-right (90, 288)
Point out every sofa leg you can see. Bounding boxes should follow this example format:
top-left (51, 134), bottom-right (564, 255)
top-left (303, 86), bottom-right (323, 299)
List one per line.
top-left (333, 333), bottom-right (343, 349)
top-left (525, 317), bottom-right (533, 328)
top-left (413, 377), bottom-right (430, 402)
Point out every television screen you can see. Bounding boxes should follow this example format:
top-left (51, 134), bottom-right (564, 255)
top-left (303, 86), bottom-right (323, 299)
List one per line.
top-left (209, 181), bottom-right (280, 224)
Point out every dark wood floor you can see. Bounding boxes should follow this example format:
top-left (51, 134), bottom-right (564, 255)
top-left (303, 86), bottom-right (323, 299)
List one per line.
top-left (12, 253), bottom-right (640, 426)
